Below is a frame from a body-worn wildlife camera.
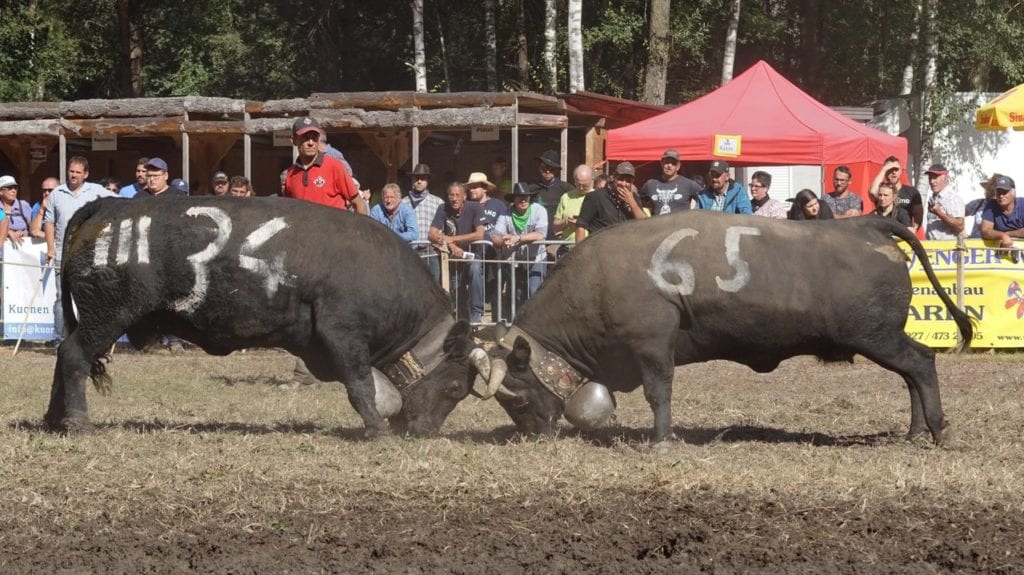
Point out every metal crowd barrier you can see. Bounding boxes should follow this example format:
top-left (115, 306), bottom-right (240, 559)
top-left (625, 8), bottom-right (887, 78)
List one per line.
top-left (410, 239), bottom-right (574, 327)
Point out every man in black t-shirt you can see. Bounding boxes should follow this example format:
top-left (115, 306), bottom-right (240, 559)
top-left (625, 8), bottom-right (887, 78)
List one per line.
top-left (529, 150), bottom-right (575, 239)
top-left (576, 161), bottom-right (646, 242)
top-left (869, 156), bottom-right (923, 234)
top-left (429, 182), bottom-right (487, 322)
top-left (639, 149), bottom-right (701, 215)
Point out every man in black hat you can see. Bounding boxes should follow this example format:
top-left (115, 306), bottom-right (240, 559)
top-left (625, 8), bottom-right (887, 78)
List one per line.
top-left (640, 149), bottom-right (701, 215)
top-left (530, 149), bottom-right (575, 240)
top-left (576, 161), bottom-right (647, 242)
top-left (492, 182), bottom-right (549, 316)
top-left (923, 163), bottom-right (964, 240)
top-left (400, 162), bottom-right (445, 282)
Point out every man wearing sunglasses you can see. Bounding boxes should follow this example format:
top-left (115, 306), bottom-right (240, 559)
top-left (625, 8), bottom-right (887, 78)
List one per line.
top-left (30, 176), bottom-right (59, 238)
top-left (980, 175), bottom-right (1023, 252)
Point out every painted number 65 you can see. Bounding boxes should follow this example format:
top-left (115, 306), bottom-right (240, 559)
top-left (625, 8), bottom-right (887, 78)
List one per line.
top-left (646, 226), bottom-right (761, 297)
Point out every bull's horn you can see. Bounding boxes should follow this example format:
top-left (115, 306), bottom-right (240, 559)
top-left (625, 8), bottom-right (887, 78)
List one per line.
top-left (469, 347), bottom-right (491, 379)
top-left (486, 358), bottom-right (518, 401)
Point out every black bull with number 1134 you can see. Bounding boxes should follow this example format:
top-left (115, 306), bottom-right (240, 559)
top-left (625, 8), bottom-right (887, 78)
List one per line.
top-left (468, 211), bottom-right (973, 446)
top-left (45, 196), bottom-right (493, 438)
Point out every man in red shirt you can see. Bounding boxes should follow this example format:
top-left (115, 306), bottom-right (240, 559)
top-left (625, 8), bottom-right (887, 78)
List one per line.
top-left (283, 117), bottom-right (367, 214)
top-left (282, 116), bottom-right (369, 389)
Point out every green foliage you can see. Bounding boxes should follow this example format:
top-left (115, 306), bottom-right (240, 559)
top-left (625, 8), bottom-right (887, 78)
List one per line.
top-left (0, 0), bottom-right (1023, 105)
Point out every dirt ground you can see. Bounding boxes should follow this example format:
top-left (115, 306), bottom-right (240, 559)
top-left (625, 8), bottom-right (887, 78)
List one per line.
top-left (1, 347), bottom-right (1022, 573)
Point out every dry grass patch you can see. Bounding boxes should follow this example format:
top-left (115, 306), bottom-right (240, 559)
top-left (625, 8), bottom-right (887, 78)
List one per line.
top-left (0, 347), bottom-right (1022, 571)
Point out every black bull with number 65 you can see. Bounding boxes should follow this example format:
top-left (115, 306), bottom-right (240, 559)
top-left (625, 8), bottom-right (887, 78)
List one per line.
top-left (469, 211), bottom-right (973, 445)
top-left (45, 196), bottom-right (488, 438)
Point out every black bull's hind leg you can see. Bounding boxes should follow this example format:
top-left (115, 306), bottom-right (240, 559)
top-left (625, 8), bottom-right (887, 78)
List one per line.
top-left (858, 334), bottom-right (947, 445)
top-left (44, 330), bottom-right (113, 432)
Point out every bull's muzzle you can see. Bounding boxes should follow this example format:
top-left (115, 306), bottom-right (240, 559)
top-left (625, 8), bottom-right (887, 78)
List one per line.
top-left (468, 348), bottom-right (519, 401)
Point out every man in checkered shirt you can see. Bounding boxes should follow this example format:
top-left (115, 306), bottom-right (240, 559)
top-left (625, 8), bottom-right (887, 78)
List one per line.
top-left (400, 163), bottom-right (445, 283)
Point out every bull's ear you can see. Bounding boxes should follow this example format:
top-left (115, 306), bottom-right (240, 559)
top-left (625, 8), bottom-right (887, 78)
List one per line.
top-left (443, 320), bottom-right (472, 359)
top-left (509, 336), bottom-right (532, 368)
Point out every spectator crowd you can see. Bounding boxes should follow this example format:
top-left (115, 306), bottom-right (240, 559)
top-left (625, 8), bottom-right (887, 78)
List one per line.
top-left (0, 117), bottom-right (1020, 343)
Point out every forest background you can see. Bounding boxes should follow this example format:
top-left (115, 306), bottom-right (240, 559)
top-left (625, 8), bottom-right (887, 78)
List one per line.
top-left (2, 0), bottom-right (1022, 109)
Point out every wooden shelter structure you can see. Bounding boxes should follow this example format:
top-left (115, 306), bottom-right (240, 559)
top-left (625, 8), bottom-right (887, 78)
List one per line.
top-left (0, 91), bottom-right (667, 202)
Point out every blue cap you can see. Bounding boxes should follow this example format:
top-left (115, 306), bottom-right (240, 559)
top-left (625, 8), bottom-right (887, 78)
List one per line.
top-left (146, 157), bottom-right (168, 172)
top-left (170, 178), bottom-right (189, 194)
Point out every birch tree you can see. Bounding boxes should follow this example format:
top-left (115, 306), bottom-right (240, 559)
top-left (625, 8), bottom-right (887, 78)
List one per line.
top-left (919, 0), bottom-right (939, 174)
top-left (641, 0), bottom-right (670, 104)
top-left (543, 0), bottom-right (557, 93)
top-left (484, 0), bottom-right (497, 92)
top-left (568, 0), bottom-right (584, 93)
top-left (721, 0), bottom-right (741, 85)
top-left (412, 0), bottom-right (427, 92)
top-left (515, 0), bottom-right (529, 87)
top-left (901, 0), bottom-right (922, 95)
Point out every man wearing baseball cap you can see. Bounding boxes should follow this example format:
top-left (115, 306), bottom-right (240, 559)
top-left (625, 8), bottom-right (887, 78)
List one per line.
top-left (640, 149), bottom-right (701, 215)
top-left (695, 160), bottom-right (752, 214)
top-left (134, 157), bottom-right (186, 197)
top-left (923, 163), bottom-right (964, 240)
top-left (283, 116), bottom-right (366, 214)
top-left (576, 161), bottom-right (647, 242)
top-left (210, 171), bottom-right (230, 196)
top-left (980, 175), bottom-right (1024, 253)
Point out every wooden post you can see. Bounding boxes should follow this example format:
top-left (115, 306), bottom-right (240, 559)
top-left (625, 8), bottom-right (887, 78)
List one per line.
top-left (59, 134), bottom-right (66, 184)
top-left (243, 111), bottom-right (252, 180)
top-left (412, 126), bottom-right (420, 168)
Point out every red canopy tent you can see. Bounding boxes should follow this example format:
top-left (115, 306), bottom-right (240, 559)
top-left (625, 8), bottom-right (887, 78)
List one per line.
top-left (606, 60), bottom-right (908, 214)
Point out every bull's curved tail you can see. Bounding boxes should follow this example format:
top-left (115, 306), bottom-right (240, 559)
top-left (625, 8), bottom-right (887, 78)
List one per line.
top-left (60, 197), bottom-right (115, 394)
top-left (861, 217), bottom-right (974, 352)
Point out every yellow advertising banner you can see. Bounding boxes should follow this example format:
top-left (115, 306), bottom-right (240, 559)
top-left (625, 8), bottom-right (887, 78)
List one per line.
top-left (903, 239), bottom-right (1024, 348)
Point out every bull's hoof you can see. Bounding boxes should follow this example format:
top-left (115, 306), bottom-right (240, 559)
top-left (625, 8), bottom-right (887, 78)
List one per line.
top-left (363, 425), bottom-right (392, 441)
top-left (44, 415), bottom-right (94, 434)
top-left (650, 440), bottom-right (674, 456)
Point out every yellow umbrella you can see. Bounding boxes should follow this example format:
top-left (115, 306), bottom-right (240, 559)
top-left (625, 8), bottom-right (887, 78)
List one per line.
top-left (976, 84), bottom-right (1024, 131)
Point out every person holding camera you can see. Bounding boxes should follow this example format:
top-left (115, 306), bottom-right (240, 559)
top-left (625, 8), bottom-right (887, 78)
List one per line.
top-left (921, 164), bottom-right (964, 239)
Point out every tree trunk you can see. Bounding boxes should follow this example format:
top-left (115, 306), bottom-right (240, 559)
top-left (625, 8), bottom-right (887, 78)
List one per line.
top-left (919, 0), bottom-right (939, 181)
top-left (412, 0), bottom-right (427, 92)
top-left (798, 0), bottom-right (820, 95)
top-left (721, 0), bottom-right (741, 85)
top-left (484, 0), bottom-right (498, 92)
top-left (543, 0), bottom-right (557, 94)
top-left (435, 1), bottom-right (451, 91)
top-left (117, 0), bottom-right (143, 97)
top-left (901, 0), bottom-right (922, 95)
top-left (515, 0), bottom-right (529, 88)
top-left (568, 0), bottom-right (584, 93)
top-left (641, 0), bottom-right (670, 104)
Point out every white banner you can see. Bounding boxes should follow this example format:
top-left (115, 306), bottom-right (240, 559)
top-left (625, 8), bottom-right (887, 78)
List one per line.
top-left (2, 239), bottom-right (57, 341)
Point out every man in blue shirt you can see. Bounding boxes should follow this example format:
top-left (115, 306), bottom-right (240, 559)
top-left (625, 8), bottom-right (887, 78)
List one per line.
top-left (980, 175), bottom-right (1024, 253)
top-left (119, 157), bottom-right (148, 198)
top-left (44, 156), bottom-right (116, 343)
top-left (369, 183), bottom-right (418, 243)
top-left (695, 160), bottom-right (752, 214)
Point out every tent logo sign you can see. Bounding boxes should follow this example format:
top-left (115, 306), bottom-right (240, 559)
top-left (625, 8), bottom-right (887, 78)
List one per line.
top-left (713, 135), bottom-right (742, 158)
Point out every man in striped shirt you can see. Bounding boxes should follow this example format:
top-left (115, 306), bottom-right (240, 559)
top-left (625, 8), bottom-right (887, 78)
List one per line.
top-left (401, 163), bottom-right (444, 283)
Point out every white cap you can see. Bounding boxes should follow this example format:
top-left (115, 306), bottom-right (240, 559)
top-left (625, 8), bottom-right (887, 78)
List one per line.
top-left (0, 175), bottom-right (17, 189)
